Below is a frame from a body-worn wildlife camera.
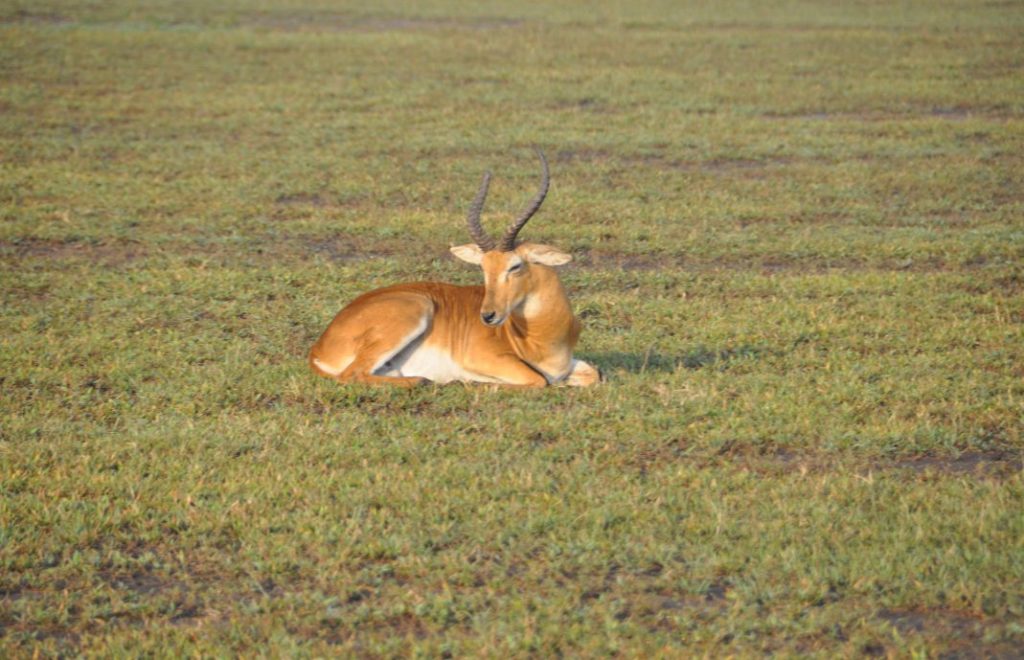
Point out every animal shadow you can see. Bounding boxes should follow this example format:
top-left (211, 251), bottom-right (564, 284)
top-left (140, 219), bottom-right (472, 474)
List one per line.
top-left (581, 345), bottom-right (764, 375)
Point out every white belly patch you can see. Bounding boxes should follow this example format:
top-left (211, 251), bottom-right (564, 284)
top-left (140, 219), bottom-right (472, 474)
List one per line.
top-left (380, 346), bottom-right (499, 384)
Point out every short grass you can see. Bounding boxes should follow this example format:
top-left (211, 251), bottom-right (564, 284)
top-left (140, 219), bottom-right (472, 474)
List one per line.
top-left (2, 0), bottom-right (1023, 656)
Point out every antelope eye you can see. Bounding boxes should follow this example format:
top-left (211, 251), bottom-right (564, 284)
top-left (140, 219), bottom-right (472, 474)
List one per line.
top-left (508, 262), bottom-right (523, 273)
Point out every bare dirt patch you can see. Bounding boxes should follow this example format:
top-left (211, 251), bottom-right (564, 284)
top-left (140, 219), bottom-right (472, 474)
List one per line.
top-left (553, 147), bottom-right (614, 164)
top-left (0, 560), bottom-right (205, 655)
top-left (620, 585), bottom-right (730, 630)
top-left (244, 13), bottom-right (523, 33)
top-left (4, 235), bottom-right (963, 275)
top-left (890, 451), bottom-right (1023, 478)
top-left (573, 249), bottom-right (681, 271)
top-left (879, 608), bottom-right (978, 635)
top-left (620, 444), bottom-right (1023, 482)
top-left (928, 106), bottom-right (979, 120)
top-left (0, 10), bottom-right (71, 25)
top-left (990, 272), bottom-right (1024, 294)
top-left (570, 248), bottom-right (967, 275)
top-left (549, 97), bottom-right (616, 113)
top-left (275, 192), bottom-right (330, 207)
top-left (273, 192), bottom-right (371, 211)
top-left (576, 562), bottom-right (730, 625)
top-left (0, 238), bottom-right (148, 267)
top-left (670, 156), bottom-right (796, 175)
top-left (0, 233), bottom-right (408, 269)
top-left (877, 608), bottom-right (1020, 658)
top-left (97, 569), bottom-right (184, 598)
top-left (301, 237), bottom-right (394, 263)
top-left (755, 448), bottom-right (1023, 480)
top-left (553, 148), bottom-right (795, 177)
top-left (763, 107), bottom-right (1018, 122)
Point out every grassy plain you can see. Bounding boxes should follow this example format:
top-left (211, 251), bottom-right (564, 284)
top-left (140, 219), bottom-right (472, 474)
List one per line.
top-left (2, 0), bottom-right (1023, 656)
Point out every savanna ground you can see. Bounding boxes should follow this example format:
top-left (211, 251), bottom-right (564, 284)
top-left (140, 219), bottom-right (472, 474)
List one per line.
top-left (2, 0), bottom-right (1023, 656)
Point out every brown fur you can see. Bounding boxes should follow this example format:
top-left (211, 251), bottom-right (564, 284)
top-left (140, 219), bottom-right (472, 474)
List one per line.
top-left (308, 243), bottom-right (599, 387)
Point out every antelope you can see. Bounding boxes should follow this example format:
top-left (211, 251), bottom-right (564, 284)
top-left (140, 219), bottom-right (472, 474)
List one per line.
top-left (308, 150), bottom-right (600, 388)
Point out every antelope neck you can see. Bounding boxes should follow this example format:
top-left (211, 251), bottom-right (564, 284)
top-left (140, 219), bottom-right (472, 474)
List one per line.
top-left (505, 266), bottom-right (573, 352)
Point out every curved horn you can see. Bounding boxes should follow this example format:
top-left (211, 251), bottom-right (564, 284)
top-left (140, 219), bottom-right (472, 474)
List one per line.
top-left (466, 171), bottom-right (496, 251)
top-left (499, 148), bottom-right (549, 251)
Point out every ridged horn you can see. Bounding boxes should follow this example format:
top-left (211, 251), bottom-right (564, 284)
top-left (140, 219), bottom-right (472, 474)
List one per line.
top-left (466, 171), bottom-right (496, 251)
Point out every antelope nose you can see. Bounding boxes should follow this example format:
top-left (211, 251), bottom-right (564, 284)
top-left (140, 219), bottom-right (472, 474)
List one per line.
top-left (481, 311), bottom-right (497, 325)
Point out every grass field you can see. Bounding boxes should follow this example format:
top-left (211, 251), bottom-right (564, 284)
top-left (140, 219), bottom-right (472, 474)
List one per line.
top-left (2, 0), bottom-right (1023, 656)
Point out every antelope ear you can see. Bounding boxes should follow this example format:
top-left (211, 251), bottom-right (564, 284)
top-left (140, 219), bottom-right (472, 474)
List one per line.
top-left (450, 243), bottom-right (484, 265)
top-left (522, 243), bottom-right (572, 267)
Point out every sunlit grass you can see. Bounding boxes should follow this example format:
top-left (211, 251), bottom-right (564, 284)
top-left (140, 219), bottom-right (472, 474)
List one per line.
top-left (1, 0), bottom-right (1023, 655)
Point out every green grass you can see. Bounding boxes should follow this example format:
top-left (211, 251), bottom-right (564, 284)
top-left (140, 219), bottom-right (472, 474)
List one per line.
top-left (2, 0), bottom-right (1023, 655)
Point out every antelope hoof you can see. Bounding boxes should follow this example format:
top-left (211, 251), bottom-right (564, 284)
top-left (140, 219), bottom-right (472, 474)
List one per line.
top-left (565, 359), bottom-right (601, 387)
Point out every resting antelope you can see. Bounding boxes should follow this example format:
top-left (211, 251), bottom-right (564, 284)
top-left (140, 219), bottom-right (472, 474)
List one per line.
top-left (308, 150), bottom-right (600, 387)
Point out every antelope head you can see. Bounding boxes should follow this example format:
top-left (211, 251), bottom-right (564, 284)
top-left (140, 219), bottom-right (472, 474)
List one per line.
top-left (450, 150), bottom-right (572, 327)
